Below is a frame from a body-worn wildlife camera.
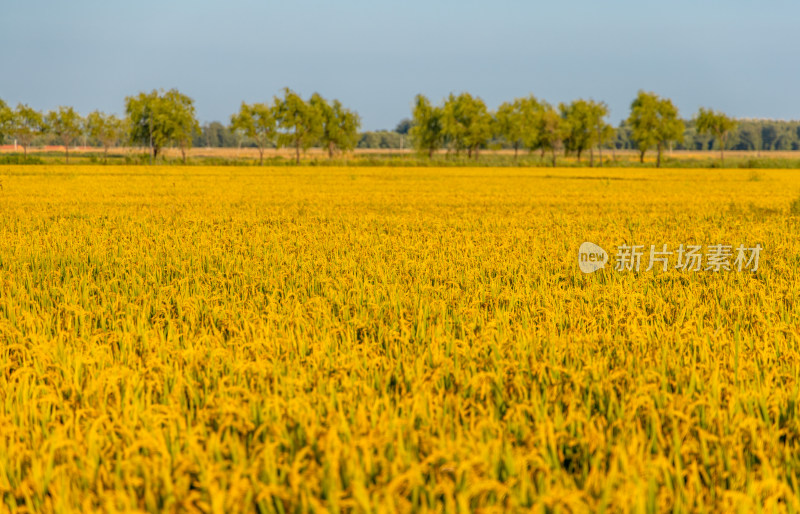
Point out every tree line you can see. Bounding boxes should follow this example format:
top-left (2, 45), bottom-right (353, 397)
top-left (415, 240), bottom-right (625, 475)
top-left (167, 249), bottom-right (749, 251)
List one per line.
top-left (197, 116), bottom-right (800, 157)
top-left (406, 91), bottom-right (745, 167)
top-left (614, 118), bottom-right (800, 154)
top-left (2, 90), bottom-right (799, 165)
top-left (0, 88), bottom-right (360, 164)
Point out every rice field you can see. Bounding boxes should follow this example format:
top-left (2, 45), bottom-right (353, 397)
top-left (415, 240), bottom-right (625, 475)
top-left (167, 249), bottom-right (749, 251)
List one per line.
top-left (0, 165), bottom-right (799, 513)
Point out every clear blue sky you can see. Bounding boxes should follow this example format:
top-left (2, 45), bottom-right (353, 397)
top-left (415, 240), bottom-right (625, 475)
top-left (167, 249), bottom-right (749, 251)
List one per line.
top-left (1, 0), bottom-right (798, 130)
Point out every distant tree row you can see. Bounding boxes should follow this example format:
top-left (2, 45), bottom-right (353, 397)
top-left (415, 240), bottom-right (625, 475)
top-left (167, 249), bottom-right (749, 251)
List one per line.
top-left (407, 91), bottom-right (742, 167)
top-left (3, 91), bottom-right (800, 165)
top-left (365, 116), bottom-right (800, 157)
top-left (614, 118), bottom-right (800, 154)
top-left (0, 99), bottom-right (125, 163)
top-left (0, 93), bottom-right (185, 163)
top-left (230, 89), bottom-right (360, 164)
top-left (407, 92), bottom-right (623, 165)
top-left (0, 88), bottom-right (360, 164)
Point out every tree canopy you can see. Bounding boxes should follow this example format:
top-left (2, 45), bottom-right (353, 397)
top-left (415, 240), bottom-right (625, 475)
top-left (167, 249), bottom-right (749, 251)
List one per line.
top-left (45, 106), bottom-right (83, 163)
top-left (86, 111), bottom-right (125, 162)
top-left (442, 93), bottom-right (493, 159)
top-left (559, 99), bottom-right (611, 164)
top-left (492, 96), bottom-right (544, 160)
top-left (537, 104), bottom-right (566, 167)
top-left (230, 101), bottom-right (278, 165)
top-left (7, 104), bottom-right (44, 159)
top-left (125, 88), bottom-right (199, 163)
top-left (394, 118), bottom-right (412, 135)
top-left (274, 88), bottom-right (322, 164)
top-left (0, 99), bottom-right (10, 145)
top-left (310, 93), bottom-right (361, 158)
top-left (410, 94), bottom-right (444, 158)
top-left (628, 91), bottom-right (685, 167)
top-left (695, 108), bottom-right (737, 161)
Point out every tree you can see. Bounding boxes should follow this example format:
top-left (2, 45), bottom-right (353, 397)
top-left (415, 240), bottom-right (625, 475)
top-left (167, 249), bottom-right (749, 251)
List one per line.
top-left (125, 88), bottom-right (199, 163)
top-left (7, 104), bottom-right (44, 160)
top-left (442, 92), bottom-right (492, 159)
top-left (45, 106), bottom-right (83, 164)
top-left (560, 100), bottom-right (594, 162)
top-left (86, 111), bottom-right (125, 163)
top-left (195, 122), bottom-right (238, 148)
top-left (558, 99), bottom-right (612, 166)
top-left (310, 93), bottom-right (361, 158)
top-left (495, 99), bottom-right (526, 160)
top-left (588, 100), bottom-right (613, 166)
top-left (628, 92), bottom-right (658, 163)
top-left (164, 89), bottom-right (199, 164)
top-left (613, 120), bottom-right (633, 151)
top-left (761, 124), bottom-right (779, 151)
top-left (493, 96), bottom-right (542, 161)
top-left (357, 131), bottom-right (403, 149)
top-left (735, 121), bottom-right (763, 155)
top-left (410, 94), bottom-right (444, 158)
top-left (537, 104), bottom-right (566, 167)
top-left (517, 96), bottom-right (544, 157)
top-left (462, 94), bottom-right (493, 159)
top-left (695, 108), bottom-right (737, 162)
top-left (230, 101), bottom-right (278, 165)
top-left (442, 93), bottom-right (466, 156)
top-left (0, 99), bottom-right (10, 145)
top-left (394, 118), bottom-right (412, 135)
top-left (126, 90), bottom-right (165, 161)
top-left (274, 88), bottom-right (322, 164)
top-left (628, 91), bottom-right (685, 167)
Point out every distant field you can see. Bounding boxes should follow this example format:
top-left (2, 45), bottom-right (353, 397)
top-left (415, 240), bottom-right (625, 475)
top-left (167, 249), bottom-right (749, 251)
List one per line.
top-left (1, 145), bottom-right (800, 164)
top-left (0, 146), bottom-right (404, 158)
top-left (1, 165), bottom-right (799, 512)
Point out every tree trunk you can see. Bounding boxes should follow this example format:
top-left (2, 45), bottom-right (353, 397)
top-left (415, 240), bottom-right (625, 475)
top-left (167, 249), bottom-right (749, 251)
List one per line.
top-left (23, 145), bottom-right (27, 160)
top-left (551, 149), bottom-right (556, 167)
top-left (589, 148), bottom-right (594, 167)
top-left (656, 143), bottom-right (662, 168)
top-left (598, 145), bottom-right (603, 167)
top-left (577, 149), bottom-right (582, 163)
top-left (104, 146), bottom-right (109, 164)
top-left (259, 148), bottom-right (264, 166)
top-left (328, 141), bottom-right (334, 159)
top-left (514, 143), bottom-right (518, 161)
top-left (719, 133), bottom-right (725, 163)
top-left (639, 149), bottom-right (645, 163)
top-left (295, 142), bottom-right (300, 164)
top-left (428, 147), bottom-right (434, 159)
top-left (467, 147), bottom-right (472, 159)
top-left (65, 145), bottom-right (69, 164)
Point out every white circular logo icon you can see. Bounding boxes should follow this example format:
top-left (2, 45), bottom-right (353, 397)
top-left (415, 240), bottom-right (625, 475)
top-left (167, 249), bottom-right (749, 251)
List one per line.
top-left (578, 242), bottom-right (608, 273)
